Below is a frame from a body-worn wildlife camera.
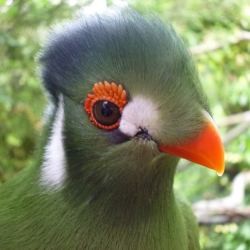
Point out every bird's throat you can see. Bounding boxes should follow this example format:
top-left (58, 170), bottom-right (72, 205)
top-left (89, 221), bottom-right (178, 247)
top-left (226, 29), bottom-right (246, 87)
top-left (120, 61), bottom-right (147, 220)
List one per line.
top-left (67, 146), bottom-right (178, 224)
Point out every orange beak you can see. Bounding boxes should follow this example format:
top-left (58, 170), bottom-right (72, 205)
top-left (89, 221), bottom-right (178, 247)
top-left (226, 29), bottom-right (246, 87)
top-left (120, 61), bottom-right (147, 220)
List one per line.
top-left (158, 110), bottom-right (225, 176)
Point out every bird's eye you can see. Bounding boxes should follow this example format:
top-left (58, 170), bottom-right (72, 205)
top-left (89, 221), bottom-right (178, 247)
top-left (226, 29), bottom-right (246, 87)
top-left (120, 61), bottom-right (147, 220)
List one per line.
top-left (93, 101), bottom-right (121, 126)
top-left (84, 81), bottom-right (127, 130)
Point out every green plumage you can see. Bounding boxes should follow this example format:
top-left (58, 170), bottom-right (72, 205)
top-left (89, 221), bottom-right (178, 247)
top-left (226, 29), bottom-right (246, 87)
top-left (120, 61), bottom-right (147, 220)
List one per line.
top-left (0, 8), bottom-right (208, 249)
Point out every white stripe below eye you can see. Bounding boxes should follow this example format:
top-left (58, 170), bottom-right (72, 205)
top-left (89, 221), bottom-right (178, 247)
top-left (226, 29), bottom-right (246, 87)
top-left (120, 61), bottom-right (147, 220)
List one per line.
top-left (119, 96), bottom-right (160, 137)
top-left (40, 95), bottom-right (66, 190)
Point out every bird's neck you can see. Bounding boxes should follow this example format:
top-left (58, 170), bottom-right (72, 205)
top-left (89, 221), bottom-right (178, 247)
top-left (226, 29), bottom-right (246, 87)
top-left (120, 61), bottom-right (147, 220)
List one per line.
top-left (39, 103), bottom-right (180, 229)
top-left (39, 101), bottom-right (179, 217)
top-left (61, 159), bottom-right (182, 249)
top-left (65, 155), bottom-right (179, 225)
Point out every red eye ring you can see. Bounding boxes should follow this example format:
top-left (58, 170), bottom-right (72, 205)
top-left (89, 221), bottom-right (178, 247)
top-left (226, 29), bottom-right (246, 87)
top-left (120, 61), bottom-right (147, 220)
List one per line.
top-left (84, 81), bottom-right (127, 130)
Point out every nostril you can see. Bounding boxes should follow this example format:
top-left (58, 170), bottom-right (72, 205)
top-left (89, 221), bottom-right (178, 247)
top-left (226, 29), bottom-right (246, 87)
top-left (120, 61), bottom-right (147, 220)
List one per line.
top-left (135, 127), bottom-right (152, 140)
top-left (136, 126), bottom-right (148, 134)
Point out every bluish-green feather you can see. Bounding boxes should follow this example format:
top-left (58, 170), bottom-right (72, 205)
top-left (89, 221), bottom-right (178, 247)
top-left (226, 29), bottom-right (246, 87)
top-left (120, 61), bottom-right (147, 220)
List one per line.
top-left (0, 7), bottom-right (206, 249)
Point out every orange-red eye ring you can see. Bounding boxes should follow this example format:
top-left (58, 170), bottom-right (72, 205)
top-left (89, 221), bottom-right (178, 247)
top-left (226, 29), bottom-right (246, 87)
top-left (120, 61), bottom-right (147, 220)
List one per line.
top-left (84, 81), bottom-right (127, 130)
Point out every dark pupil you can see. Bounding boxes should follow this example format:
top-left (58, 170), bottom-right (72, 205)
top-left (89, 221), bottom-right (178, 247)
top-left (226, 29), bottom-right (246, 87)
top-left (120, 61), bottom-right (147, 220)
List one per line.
top-left (93, 100), bottom-right (121, 126)
top-left (101, 101), bottom-right (113, 117)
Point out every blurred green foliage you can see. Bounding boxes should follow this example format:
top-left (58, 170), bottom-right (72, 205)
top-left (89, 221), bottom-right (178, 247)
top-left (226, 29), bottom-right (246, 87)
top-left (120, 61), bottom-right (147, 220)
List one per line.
top-left (1, 0), bottom-right (250, 249)
top-left (0, 0), bottom-right (89, 181)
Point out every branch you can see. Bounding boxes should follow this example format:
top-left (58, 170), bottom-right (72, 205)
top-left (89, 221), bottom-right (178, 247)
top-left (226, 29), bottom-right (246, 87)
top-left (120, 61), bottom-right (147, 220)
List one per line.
top-left (193, 171), bottom-right (250, 224)
top-left (194, 207), bottom-right (250, 224)
top-left (216, 111), bottom-right (250, 127)
top-left (222, 120), bottom-right (250, 146)
top-left (190, 31), bottom-right (250, 55)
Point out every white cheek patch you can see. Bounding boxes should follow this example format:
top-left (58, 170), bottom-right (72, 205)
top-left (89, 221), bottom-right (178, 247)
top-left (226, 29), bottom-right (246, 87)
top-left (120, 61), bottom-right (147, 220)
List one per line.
top-left (40, 95), bottom-right (66, 190)
top-left (119, 96), bottom-right (160, 137)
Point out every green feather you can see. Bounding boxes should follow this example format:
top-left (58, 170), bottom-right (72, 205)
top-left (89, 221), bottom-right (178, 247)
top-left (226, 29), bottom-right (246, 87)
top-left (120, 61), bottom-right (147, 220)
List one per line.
top-left (0, 7), bottom-right (207, 249)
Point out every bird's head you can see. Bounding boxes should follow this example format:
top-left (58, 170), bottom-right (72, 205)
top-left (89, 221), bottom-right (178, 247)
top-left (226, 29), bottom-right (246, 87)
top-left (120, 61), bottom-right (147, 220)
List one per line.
top-left (38, 9), bottom-right (224, 206)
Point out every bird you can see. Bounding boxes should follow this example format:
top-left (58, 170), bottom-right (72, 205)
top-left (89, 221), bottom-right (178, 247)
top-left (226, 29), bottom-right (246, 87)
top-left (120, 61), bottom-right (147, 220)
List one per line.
top-left (0, 8), bottom-right (224, 250)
